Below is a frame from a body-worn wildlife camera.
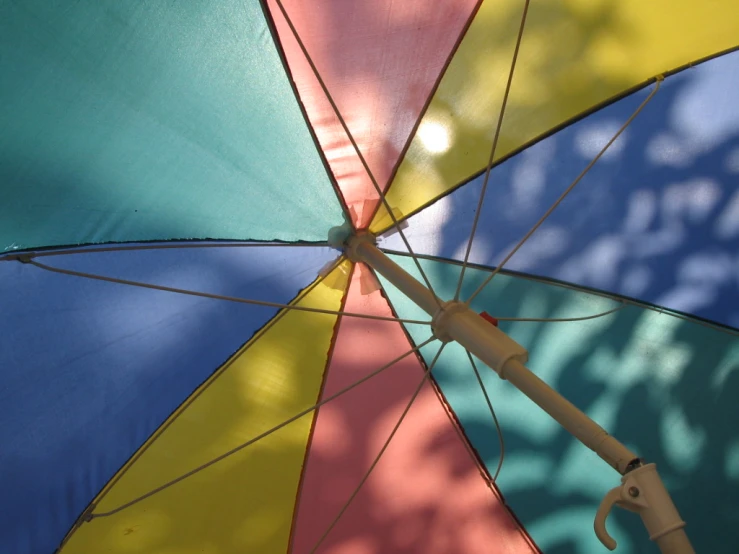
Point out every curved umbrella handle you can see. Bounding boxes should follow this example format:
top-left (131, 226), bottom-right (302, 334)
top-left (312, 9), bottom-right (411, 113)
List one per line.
top-left (595, 486), bottom-right (623, 550)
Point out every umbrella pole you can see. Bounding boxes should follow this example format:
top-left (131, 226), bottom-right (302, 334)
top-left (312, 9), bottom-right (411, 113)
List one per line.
top-left (346, 233), bottom-right (694, 554)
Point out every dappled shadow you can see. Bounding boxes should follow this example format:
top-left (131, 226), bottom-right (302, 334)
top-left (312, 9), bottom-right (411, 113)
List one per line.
top-left (268, 0), bottom-right (480, 228)
top-left (405, 60), bottom-right (739, 552)
top-left (4, 1), bottom-right (738, 554)
top-left (377, 38), bottom-right (739, 552)
top-left (380, 257), bottom-right (739, 553)
top-left (0, 0), bottom-right (342, 251)
top-left (56, 271), bottom-right (350, 554)
top-left (0, 243), bottom-right (337, 554)
top-left (376, 0), bottom-right (662, 229)
top-left (384, 48), bottom-right (739, 329)
top-left (416, 0), bottom-right (633, 191)
top-left (289, 266), bottom-right (535, 554)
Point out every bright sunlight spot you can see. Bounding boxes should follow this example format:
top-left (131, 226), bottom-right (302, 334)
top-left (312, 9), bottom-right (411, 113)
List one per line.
top-left (418, 120), bottom-right (452, 154)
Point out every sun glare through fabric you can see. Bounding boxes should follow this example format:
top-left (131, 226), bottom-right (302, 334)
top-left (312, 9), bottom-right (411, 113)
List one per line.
top-left (418, 120), bottom-right (452, 153)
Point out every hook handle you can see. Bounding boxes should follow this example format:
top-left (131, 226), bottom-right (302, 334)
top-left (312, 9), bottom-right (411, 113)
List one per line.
top-left (594, 486), bottom-right (623, 550)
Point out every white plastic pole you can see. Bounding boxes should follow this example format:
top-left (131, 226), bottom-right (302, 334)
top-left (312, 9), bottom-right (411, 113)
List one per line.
top-left (655, 531), bottom-right (694, 553)
top-left (349, 236), bottom-right (694, 553)
top-left (349, 237), bottom-right (440, 314)
top-left (352, 237), bottom-right (638, 472)
top-left (502, 359), bottom-right (639, 473)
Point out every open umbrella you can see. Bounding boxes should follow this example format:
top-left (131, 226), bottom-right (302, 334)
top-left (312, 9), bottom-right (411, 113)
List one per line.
top-left (2, 1), bottom-right (738, 553)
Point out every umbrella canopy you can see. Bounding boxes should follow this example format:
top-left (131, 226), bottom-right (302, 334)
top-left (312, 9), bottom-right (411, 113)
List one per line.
top-left (1, 1), bottom-right (738, 553)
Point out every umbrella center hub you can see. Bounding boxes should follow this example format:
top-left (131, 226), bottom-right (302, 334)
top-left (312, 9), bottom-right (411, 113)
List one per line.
top-left (327, 219), bottom-right (354, 251)
top-left (340, 231), bottom-right (377, 263)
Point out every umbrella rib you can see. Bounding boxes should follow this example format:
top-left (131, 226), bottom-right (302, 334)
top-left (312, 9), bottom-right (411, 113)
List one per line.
top-left (309, 342), bottom-right (446, 554)
top-left (0, 241), bottom-right (328, 261)
top-left (24, 259), bottom-right (432, 326)
top-left (494, 302), bottom-right (626, 322)
top-left (85, 337), bottom-right (437, 520)
top-left (453, 0), bottom-right (531, 302)
top-left (382, 248), bottom-right (739, 337)
top-left (466, 351), bottom-right (505, 483)
top-left (271, 0), bottom-right (443, 310)
top-left (520, 278), bottom-right (739, 336)
top-left (465, 77), bottom-right (664, 305)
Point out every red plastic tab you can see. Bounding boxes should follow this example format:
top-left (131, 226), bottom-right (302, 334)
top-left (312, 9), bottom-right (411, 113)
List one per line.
top-left (479, 311), bottom-right (499, 327)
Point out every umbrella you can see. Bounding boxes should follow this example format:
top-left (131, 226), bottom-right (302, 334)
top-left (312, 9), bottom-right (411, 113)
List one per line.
top-left (1, 1), bottom-right (738, 553)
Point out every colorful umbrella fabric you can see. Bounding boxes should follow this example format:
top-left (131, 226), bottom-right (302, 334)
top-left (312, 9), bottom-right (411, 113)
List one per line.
top-left (1, 1), bottom-right (738, 553)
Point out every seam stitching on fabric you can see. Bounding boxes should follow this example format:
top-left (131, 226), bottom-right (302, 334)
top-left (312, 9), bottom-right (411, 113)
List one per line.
top-left (365, 0), bottom-right (487, 227)
top-left (257, 0), bottom-right (353, 226)
top-left (259, 0), bottom-right (354, 227)
top-left (0, 239), bottom-right (328, 261)
top-left (285, 261), bottom-right (355, 553)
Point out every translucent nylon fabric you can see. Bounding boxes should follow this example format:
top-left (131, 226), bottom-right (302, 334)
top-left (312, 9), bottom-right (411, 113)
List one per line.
top-left (382, 49), bottom-right (739, 329)
top-left (60, 261), bottom-right (349, 554)
top-left (380, 253), bottom-right (739, 554)
top-left (2, 1), bottom-right (738, 552)
top-left (0, 1), bottom-right (342, 251)
top-left (291, 264), bottom-right (537, 553)
top-left (373, 0), bottom-right (739, 231)
top-left (269, 0), bottom-right (479, 228)
top-left (0, 244), bottom-right (337, 554)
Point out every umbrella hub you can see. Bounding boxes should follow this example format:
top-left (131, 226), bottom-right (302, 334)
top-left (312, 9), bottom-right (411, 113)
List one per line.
top-left (328, 224), bottom-right (377, 263)
top-left (344, 231), bottom-right (376, 263)
top-left (327, 218), bottom-right (356, 251)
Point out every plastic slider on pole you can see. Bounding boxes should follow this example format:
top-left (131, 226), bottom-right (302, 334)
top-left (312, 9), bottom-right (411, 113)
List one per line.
top-left (431, 300), bottom-right (528, 378)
